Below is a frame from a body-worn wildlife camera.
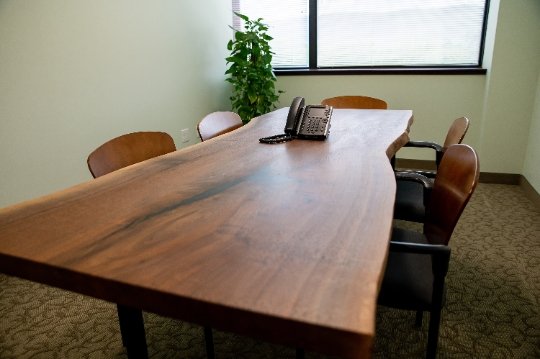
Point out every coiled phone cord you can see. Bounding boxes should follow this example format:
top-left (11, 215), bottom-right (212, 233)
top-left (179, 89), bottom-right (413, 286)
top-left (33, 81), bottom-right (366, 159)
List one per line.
top-left (259, 134), bottom-right (294, 144)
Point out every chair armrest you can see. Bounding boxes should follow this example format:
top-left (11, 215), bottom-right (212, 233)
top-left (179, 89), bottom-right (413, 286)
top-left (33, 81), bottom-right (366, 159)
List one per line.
top-left (389, 241), bottom-right (451, 276)
top-left (397, 169), bottom-right (437, 179)
top-left (395, 171), bottom-right (433, 206)
top-left (414, 170), bottom-right (436, 178)
top-left (404, 141), bottom-right (446, 168)
top-left (404, 140), bottom-right (443, 152)
top-left (395, 171), bottom-right (432, 186)
top-left (389, 241), bottom-right (450, 255)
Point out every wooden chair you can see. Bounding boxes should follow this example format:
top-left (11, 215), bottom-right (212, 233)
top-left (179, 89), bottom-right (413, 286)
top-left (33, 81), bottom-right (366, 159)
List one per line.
top-left (379, 144), bottom-right (479, 359)
top-left (197, 111), bottom-right (243, 141)
top-left (320, 95), bottom-right (390, 165)
top-left (393, 117), bottom-right (470, 223)
top-left (400, 116), bottom-right (470, 170)
top-left (87, 131), bottom-right (176, 178)
top-left (321, 95), bottom-right (388, 109)
top-left (87, 131), bottom-right (215, 359)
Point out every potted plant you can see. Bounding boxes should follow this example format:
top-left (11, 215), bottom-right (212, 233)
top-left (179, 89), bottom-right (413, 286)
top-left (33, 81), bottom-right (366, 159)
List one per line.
top-left (225, 12), bottom-right (283, 124)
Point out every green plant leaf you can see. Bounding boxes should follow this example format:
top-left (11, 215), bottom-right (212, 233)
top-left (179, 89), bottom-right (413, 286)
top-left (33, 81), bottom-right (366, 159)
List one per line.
top-left (226, 12), bottom-right (282, 123)
top-left (234, 12), bottom-right (249, 22)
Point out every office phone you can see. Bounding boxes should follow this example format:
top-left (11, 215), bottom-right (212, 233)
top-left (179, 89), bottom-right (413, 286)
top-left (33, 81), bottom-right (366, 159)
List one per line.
top-left (259, 97), bottom-right (333, 144)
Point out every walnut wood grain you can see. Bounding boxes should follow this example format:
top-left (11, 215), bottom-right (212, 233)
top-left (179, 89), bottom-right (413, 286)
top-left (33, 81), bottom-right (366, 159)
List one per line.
top-left (0, 108), bottom-right (412, 358)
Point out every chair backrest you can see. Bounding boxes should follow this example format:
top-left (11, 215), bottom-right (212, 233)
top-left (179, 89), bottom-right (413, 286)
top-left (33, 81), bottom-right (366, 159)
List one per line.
top-left (321, 95), bottom-right (388, 109)
top-left (197, 111), bottom-right (243, 141)
top-left (443, 117), bottom-right (470, 148)
top-left (424, 144), bottom-right (479, 245)
top-left (87, 131), bottom-right (176, 178)
top-left (431, 117), bottom-right (470, 167)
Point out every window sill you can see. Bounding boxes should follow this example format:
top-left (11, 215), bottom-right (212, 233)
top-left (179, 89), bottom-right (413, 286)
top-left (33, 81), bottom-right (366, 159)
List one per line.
top-left (274, 67), bottom-right (487, 76)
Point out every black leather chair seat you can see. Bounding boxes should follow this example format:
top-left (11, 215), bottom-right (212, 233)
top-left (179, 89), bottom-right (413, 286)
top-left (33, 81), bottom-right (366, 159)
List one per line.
top-left (394, 179), bottom-right (428, 222)
top-left (378, 228), bottom-right (433, 309)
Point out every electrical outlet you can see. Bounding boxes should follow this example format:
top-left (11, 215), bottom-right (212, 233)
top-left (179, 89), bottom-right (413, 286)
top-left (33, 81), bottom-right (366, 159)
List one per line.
top-left (181, 128), bottom-right (190, 143)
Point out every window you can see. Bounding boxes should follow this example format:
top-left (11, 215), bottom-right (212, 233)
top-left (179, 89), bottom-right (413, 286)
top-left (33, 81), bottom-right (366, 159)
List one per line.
top-left (232, 0), bottom-right (489, 72)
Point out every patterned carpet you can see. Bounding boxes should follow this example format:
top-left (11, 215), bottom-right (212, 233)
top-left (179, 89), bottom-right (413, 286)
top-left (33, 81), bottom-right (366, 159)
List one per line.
top-left (1, 184), bottom-right (539, 358)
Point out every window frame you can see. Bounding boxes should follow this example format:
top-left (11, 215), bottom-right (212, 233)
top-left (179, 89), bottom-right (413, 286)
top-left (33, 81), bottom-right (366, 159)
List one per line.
top-left (264, 0), bottom-right (491, 76)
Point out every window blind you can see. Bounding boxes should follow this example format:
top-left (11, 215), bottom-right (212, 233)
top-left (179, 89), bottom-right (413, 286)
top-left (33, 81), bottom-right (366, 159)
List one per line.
top-left (232, 0), bottom-right (309, 68)
top-left (318, 0), bottom-right (486, 67)
top-left (232, 0), bottom-right (487, 69)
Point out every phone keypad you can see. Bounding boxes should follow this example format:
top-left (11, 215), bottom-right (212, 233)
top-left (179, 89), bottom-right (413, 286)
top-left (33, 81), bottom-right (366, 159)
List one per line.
top-left (302, 118), bottom-right (323, 134)
top-left (298, 106), bottom-right (332, 139)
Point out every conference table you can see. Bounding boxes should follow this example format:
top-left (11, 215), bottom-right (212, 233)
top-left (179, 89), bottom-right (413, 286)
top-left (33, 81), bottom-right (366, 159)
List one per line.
top-left (0, 107), bottom-right (412, 358)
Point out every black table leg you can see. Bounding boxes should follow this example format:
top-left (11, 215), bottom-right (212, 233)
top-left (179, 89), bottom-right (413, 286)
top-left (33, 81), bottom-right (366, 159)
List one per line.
top-left (117, 304), bottom-right (148, 359)
top-left (204, 326), bottom-right (215, 359)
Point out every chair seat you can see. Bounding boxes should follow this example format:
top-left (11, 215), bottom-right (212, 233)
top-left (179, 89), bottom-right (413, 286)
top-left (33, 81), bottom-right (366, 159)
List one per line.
top-left (378, 228), bottom-right (434, 310)
top-left (393, 180), bottom-right (428, 222)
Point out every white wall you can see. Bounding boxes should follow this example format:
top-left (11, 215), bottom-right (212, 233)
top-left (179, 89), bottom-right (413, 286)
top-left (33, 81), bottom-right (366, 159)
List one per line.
top-left (0, 1), bottom-right (232, 207)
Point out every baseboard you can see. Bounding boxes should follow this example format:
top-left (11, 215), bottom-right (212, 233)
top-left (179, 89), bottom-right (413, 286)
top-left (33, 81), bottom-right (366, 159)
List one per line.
top-left (479, 172), bottom-right (521, 185)
top-left (519, 175), bottom-right (540, 210)
top-left (395, 159), bottom-right (436, 171)
top-left (397, 159), bottom-right (540, 210)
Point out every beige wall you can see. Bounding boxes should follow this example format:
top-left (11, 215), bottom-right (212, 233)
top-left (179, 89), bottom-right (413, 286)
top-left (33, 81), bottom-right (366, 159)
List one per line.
top-left (0, 1), bottom-right (232, 207)
top-left (1, 0), bottom-right (539, 208)
top-left (479, 0), bottom-right (540, 175)
top-left (523, 72), bottom-right (540, 193)
top-left (275, 75), bottom-right (486, 162)
top-left (519, 1), bottom-right (540, 194)
top-left (276, 0), bottom-right (540, 183)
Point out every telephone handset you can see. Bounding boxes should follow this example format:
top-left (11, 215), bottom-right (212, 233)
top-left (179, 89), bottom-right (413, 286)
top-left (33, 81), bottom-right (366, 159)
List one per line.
top-left (259, 97), bottom-right (333, 144)
top-left (285, 96), bottom-right (306, 135)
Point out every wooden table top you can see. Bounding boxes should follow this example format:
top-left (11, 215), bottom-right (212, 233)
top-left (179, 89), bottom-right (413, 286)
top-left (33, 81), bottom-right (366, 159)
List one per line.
top-left (0, 108), bottom-right (412, 358)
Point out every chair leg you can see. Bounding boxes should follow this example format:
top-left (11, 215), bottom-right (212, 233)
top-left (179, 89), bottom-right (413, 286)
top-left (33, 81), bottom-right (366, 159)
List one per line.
top-left (116, 304), bottom-right (148, 359)
top-left (204, 326), bottom-right (215, 359)
top-left (118, 305), bottom-right (128, 347)
top-left (425, 247), bottom-right (450, 359)
top-left (296, 347), bottom-right (305, 359)
top-left (415, 310), bottom-right (423, 327)
top-left (426, 309), bottom-right (442, 359)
